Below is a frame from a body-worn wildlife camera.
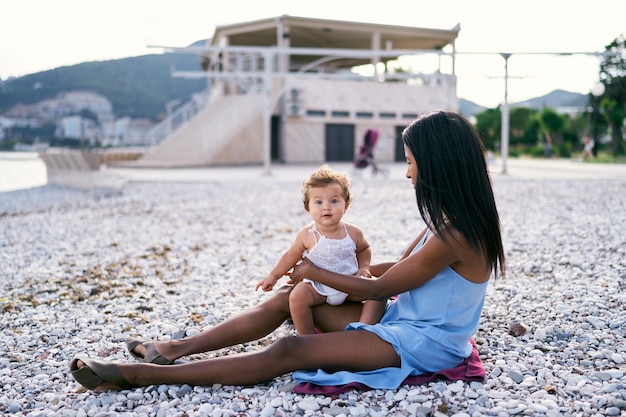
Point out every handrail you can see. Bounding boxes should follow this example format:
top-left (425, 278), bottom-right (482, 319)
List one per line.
top-left (143, 45), bottom-right (454, 153)
top-left (143, 94), bottom-right (208, 149)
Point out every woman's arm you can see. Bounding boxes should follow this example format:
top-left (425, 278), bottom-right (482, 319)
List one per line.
top-left (401, 228), bottom-right (428, 259)
top-left (369, 262), bottom-right (395, 277)
top-left (290, 231), bottom-right (461, 301)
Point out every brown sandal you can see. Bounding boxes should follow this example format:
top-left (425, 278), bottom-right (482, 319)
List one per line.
top-left (70, 357), bottom-right (134, 390)
top-left (125, 337), bottom-right (174, 365)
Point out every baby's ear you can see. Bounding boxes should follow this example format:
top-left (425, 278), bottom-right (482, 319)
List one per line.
top-left (345, 202), bottom-right (351, 210)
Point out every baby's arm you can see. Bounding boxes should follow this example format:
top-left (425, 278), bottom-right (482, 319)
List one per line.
top-left (255, 227), bottom-right (309, 291)
top-left (349, 224), bottom-right (372, 277)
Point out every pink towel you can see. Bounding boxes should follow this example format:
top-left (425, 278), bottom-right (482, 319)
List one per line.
top-left (294, 339), bottom-right (485, 395)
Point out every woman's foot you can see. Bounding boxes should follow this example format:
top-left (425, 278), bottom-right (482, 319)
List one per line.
top-left (70, 357), bottom-right (134, 391)
top-left (125, 337), bottom-right (175, 365)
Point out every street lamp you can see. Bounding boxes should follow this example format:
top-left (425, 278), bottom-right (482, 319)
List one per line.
top-left (500, 53), bottom-right (511, 174)
top-left (490, 52), bottom-right (610, 174)
top-left (591, 82), bottom-right (605, 97)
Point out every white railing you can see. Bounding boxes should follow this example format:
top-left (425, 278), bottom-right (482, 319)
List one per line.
top-left (143, 93), bottom-right (209, 149)
top-left (144, 45), bottom-right (455, 154)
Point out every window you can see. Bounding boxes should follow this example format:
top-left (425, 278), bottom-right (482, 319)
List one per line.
top-left (331, 110), bottom-right (350, 118)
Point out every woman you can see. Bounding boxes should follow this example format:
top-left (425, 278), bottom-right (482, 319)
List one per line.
top-left (70, 110), bottom-right (505, 391)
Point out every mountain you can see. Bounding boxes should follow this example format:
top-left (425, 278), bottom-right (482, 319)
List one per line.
top-left (459, 89), bottom-right (588, 117)
top-left (1, 51), bottom-right (587, 121)
top-left (514, 89), bottom-right (588, 109)
top-left (0, 53), bottom-right (207, 120)
top-left (459, 99), bottom-right (487, 117)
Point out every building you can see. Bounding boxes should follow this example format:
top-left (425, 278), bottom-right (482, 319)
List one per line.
top-left (137, 15), bottom-right (460, 168)
top-left (2, 91), bottom-right (117, 145)
top-left (116, 117), bottom-right (156, 146)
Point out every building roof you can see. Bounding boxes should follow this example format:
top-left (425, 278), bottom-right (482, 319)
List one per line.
top-left (209, 15), bottom-right (460, 69)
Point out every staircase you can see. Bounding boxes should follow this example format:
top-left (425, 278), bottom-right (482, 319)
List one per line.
top-left (143, 94), bottom-right (209, 149)
top-left (137, 93), bottom-right (267, 167)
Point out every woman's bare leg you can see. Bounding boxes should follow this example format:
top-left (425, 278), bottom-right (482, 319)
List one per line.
top-left (134, 286), bottom-right (294, 362)
top-left (83, 330), bottom-right (401, 389)
top-left (311, 301), bottom-right (363, 332)
top-left (132, 286), bottom-right (366, 361)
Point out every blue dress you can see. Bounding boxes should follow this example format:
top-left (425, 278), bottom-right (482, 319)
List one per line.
top-left (293, 230), bottom-right (488, 389)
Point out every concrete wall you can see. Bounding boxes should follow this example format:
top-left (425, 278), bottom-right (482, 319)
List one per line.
top-left (132, 76), bottom-right (456, 167)
top-left (280, 77), bottom-right (457, 163)
top-left (39, 149), bottom-right (141, 190)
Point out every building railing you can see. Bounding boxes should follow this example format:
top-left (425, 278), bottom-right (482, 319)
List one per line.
top-left (143, 93), bottom-right (209, 149)
top-left (145, 45), bottom-right (456, 151)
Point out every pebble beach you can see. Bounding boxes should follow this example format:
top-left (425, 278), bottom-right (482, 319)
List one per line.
top-left (1, 160), bottom-right (625, 417)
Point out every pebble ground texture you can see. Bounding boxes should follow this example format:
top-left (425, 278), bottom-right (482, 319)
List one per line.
top-left (1, 159), bottom-right (625, 417)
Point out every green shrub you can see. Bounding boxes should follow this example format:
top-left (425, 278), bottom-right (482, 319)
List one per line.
top-left (558, 142), bottom-right (572, 158)
top-left (528, 145), bottom-right (545, 158)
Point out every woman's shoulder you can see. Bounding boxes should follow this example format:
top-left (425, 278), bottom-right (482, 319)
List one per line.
top-left (430, 225), bottom-right (490, 284)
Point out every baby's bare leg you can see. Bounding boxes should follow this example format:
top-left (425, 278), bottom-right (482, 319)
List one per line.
top-left (358, 300), bottom-right (387, 325)
top-left (289, 283), bottom-right (327, 335)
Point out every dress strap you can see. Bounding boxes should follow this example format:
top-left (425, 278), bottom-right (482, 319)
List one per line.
top-left (342, 223), bottom-right (351, 240)
top-left (309, 222), bottom-right (349, 241)
top-left (412, 228), bottom-right (430, 254)
top-left (308, 223), bottom-right (320, 244)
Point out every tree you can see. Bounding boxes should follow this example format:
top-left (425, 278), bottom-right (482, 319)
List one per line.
top-left (597, 34), bottom-right (626, 155)
top-left (539, 107), bottom-right (566, 145)
top-left (474, 108), bottom-right (501, 151)
top-left (509, 107), bottom-right (539, 147)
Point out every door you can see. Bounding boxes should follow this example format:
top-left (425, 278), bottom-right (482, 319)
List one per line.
top-left (271, 115), bottom-right (281, 162)
top-left (325, 124), bottom-right (355, 162)
top-left (394, 125), bottom-right (406, 162)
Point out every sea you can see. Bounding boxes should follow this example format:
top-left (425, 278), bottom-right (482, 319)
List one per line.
top-left (0, 152), bottom-right (48, 193)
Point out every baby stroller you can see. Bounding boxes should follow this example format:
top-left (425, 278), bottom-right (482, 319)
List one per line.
top-left (353, 129), bottom-right (389, 177)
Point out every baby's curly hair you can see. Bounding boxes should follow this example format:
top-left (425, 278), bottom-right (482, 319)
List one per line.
top-left (302, 165), bottom-right (352, 210)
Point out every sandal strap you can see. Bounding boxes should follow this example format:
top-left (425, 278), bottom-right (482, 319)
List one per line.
top-left (70, 358), bottom-right (102, 390)
top-left (126, 337), bottom-right (174, 365)
top-left (70, 357), bottom-right (134, 390)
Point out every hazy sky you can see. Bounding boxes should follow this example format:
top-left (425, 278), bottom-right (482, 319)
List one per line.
top-left (2, 0), bottom-right (624, 107)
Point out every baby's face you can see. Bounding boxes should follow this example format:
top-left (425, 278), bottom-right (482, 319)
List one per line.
top-left (307, 183), bottom-right (348, 226)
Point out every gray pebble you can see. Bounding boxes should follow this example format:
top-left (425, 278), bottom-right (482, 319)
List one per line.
top-left (2, 178), bottom-right (625, 416)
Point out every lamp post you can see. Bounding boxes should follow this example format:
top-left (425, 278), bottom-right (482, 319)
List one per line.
top-left (477, 51), bottom-right (611, 174)
top-left (588, 81), bottom-right (605, 149)
top-left (500, 53), bottom-right (511, 174)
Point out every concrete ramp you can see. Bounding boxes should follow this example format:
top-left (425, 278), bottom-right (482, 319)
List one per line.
top-left (38, 149), bottom-right (139, 193)
top-left (138, 94), bottom-right (266, 167)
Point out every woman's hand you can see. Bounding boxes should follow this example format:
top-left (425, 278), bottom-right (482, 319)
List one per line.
top-left (287, 257), bottom-right (314, 285)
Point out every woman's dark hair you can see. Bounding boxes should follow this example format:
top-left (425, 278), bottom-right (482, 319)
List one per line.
top-left (402, 110), bottom-right (505, 278)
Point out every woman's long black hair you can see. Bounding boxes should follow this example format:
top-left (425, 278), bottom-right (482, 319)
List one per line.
top-left (403, 110), bottom-right (505, 278)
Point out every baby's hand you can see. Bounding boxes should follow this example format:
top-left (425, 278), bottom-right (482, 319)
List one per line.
top-left (357, 268), bottom-right (371, 278)
top-left (255, 274), bottom-right (278, 292)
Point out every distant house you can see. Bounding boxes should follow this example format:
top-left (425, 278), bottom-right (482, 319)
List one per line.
top-left (138, 15), bottom-right (460, 167)
top-left (3, 91), bottom-right (117, 145)
top-left (116, 117), bottom-right (155, 146)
